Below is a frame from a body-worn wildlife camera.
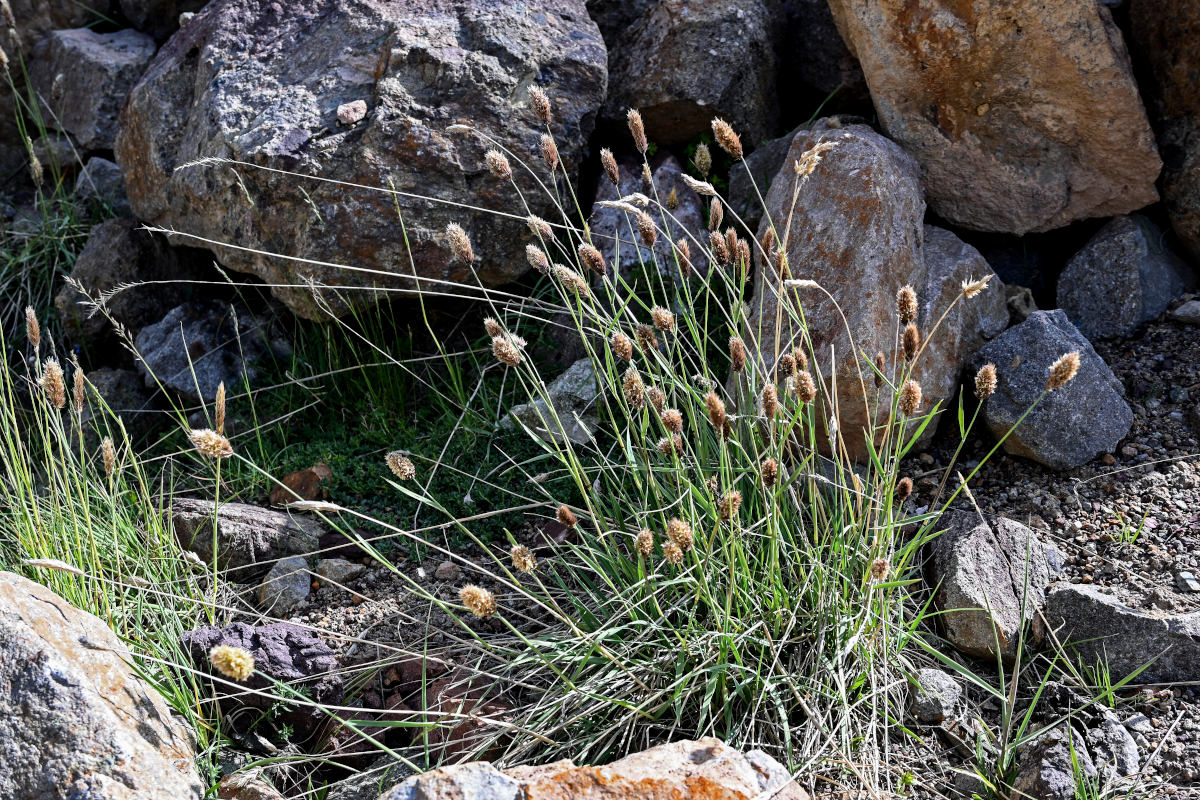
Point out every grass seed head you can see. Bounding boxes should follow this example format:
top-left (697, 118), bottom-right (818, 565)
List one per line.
top-left (662, 540), bottom-right (684, 565)
top-left (777, 353), bottom-right (796, 378)
top-left (460, 584), bottom-right (497, 618)
top-left (962, 274), bottom-right (992, 298)
top-left (646, 386), bottom-right (666, 413)
top-left (656, 434), bottom-right (683, 456)
top-left (641, 162), bottom-right (653, 191)
top-left (529, 85), bottom-right (552, 125)
top-left (773, 248), bottom-right (789, 278)
top-left (874, 351), bottom-right (886, 386)
top-left (214, 381), bottom-right (226, 434)
top-left (725, 229), bottom-right (739, 264)
top-left (895, 476), bottom-right (913, 502)
top-left (100, 436), bottom-right (116, 477)
top-left (622, 366), bottom-right (646, 409)
top-left (445, 223), bottom-right (474, 264)
top-left (578, 243), bottom-right (607, 276)
top-left (795, 140), bottom-right (836, 176)
top-left (661, 408), bottom-right (683, 433)
top-left (667, 187), bottom-right (679, 210)
top-left (72, 366), bottom-right (85, 416)
top-left (483, 317), bottom-right (504, 338)
top-left (510, 544), bottom-right (537, 574)
top-left (635, 323), bottom-right (659, 352)
top-left (711, 118), bottom-right (742, 159)
top-left (761, 383), bottom-right (779, 418)
top-left (705, 391), bottom-right (726, 430)
top-left (386, 451), bottom-right (415, 480)
top-left (795, 370), bottom-right (816, 403)
top-left (553, 265), bottom-right (590, 297)
top-left (556, 504), bottom-right (578, 528)
top-left (793, 346), bottom-right (809, 372)
top-left (869, 557), bottom-right (890, 581)
top-left (651, 306), bottom-right (675, 332)
top-left (189, 428), bottom-right (233, 459)
top-left (1046, 351), bottom-right (1080, 391)
top-left (694, 143), bottom-right (712, 177)
top-left (975, 362), bottom-right (997, 400)
top-left (484, 149), bottom-right (512, 180)
top-left (209, 645), bottom-right (255, 681)
top-left (635, 211), bottom-right (657, 247)
top-left (709, 230), bottom-right (729, 265)
top-left (539, 133), bottom-right (559, 171)
top-left (897, 285), bottom-right (918, 324)
top-left (526, 244), bottom-right (550, 273)
top-left (899, 379), bottom-right (922, 416)
top-left (636, 528), bottom-right (654, 558)
top-left (708, 197), bottom-right (723, 232)
top-left (760, 229), bottom-right (776, 267)
top-left (627, 108), bottom-right (648, 153)
top-left (527, 215), bottom-right (554, 241)
top-left (611, 331), bottom-right (633, 362)
top-left (600, 147), bottom-right (619, 185)
top-left (492, 334), bottom-right (524, 367)
top-left (902, 322), bottom-right (921, 362)
top-left (737, 239), bottom-right (751, 268)
top-left (40, 357), bottom-right (65, 409)
top-left (719, 490), bottom-right (742, 521)
top-left (666, 518), bottom-right (694, 551)
top-left (24, 306), bottom-right (39, 351)
top-left (676, 238), bottom-right (692, 277)
top-left (729, 336), bottom-right (746, 372)
top-left (761, 457), bottom-right (779, 488)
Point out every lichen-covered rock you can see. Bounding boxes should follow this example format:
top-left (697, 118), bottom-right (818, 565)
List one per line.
top-left (171, 498), bottom-right (324, 581)
top-left (910, 668), bottom-right (962, 724)
top-left (0, 571), bottom-right (202, 800)
top-left (601, 0), bottom-right (779, 148)
top-left (1057, 215), bottom-right (1193, 340)
top-left (115, 0), bottom-right (606, 319)
top-left (827, 0), bottom-right (1160, 234)
top-left (969, 310), bottom-right (1133, 469)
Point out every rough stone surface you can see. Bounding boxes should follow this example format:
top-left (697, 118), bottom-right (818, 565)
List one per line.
top-left (583, 0), bottom-right (656, 47)
top-left (930, 511), bottom-right (1063, 661)
top-left (79, 366), bottom-right (160, 448)
top-left (1012, 727), bottom-right (1097, 800)
top-left (54, 218), bottom-right (208, 349)
top-left (115, 0), bottom-right (607, 320)
top-left (421, 672), bottom-right (512, 761)
top-left (588, 153), bottom-right (709, 278)
top-left (1131, 2), bottom-right (1200, 260)
top-left (782, 0), bottom-right (866, 99)
top-left (910, 668), bottom-right (962, 724)
top-left (503, 358), bottom-right (600, 445)
top-left (969, 309), bottom-right (1133, 470)
top-left (324, 756), bottom-right (413, 800)
top-left (1044, 583), bottom-right (1200, 684)
top-left (30, 28), bottom-right (156, 151)
top-left (1087, 709), bottom-right (1140, 781)
top-left (1170, 300), bottom-right (1200, 325)
top-left (601, 0), bottom-right (779, 148)
top-left (728, 123), bottom-right (807, 235)
top-left (747, 121), bottom-right (1006, 459)
top-left (257, 555), bottom-right (312, 615)
top-left (1057, 215), bottom-right (1193, 340)
top-left (0, 571), bottom-right (202, 800)
top-left (74, 156), bottom-right (132, 215)
top-left (316, 557), bottom-right (367, 585)
top-left (171, 498), bottom-right (324, 581)
top-left (827, 0), bottom-right (1160, 234)
top-left (269, 462), bottom-right (333, 505)
top-left (134, 300), bottom-right (281, 403)
top-left (379, 738), bottom-right (809, 800)
top-left (119, 0), bottom-right (209, 41)
top-left (182, 621), bottom-right (344, 740)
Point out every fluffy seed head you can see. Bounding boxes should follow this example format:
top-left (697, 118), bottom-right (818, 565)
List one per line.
top-left (662, 540), bottom-right (684, 565)
top-left (897, 285), bottom-right (918, 324)
top-left (899, 380), bottom-right (922, 416)
top-left (460, 584), bottom-right (497, 618)
top-left (556, 504), bottom-right (578, 528)
top-left (578, 243), bottom-right (606, 276)
top-left (525, 244), bottom-right (550, 274)
top-left (636, 528), bottom-right (654, 558)
top-left (553, 265), bottom-right (590, 297)
top-left (445, 223), bottom-right (474, 264)
top-left (627, 108), bottom-right (648, 153)
top-left (28, 145), bottom-right (42, 186)
top-left (773, 248), bottom-right (790, 277)
top-left (708, 198), bottom-right (723, 232)
top-left (795, 370), bottom-right (816, 403)
top-left (189, 428), bottom-right (233, 459)
top-left (492, 334), bottom-right (524, 367)
top-left (100, 436), bottom-right (116, 477)
top-left (40, 358), bottom-right (65, 409)
top-left (646, 386), bottom-right (666, 413)
top-left (902, 322), bottom-right (921, 362)
top-left (661, 408), bottom-right (683, 433)
top-left (676, 238), bottom-right (693, 277)
top-left (761, 383), bottom-right (779, 419)
top-left (667, 187), bottom-right (679, 210)
top-left (529, 86), bottom-right (552, 125)
top-left (719, 490), bottom-right (742, 521)
top-left (539, 134), bottom-right (559, 171)
top-left (72, 366), bottom-right (85, 416)
top-left (24, 306), bottom-right (39, 351)
top-left (975, 363), bottom-right (997, 400)
top-left (386, 451), bottom-right (415, 480)
top-left (484, 149), bottom-right (512, 180)
top-left (874, 351), bottom-right (887, 386)
top-left (651, 306), bottom-right (675, 332)
top-left (869, 558), bottom-right (890, 581)
top-left (641, 162), bottom-right (653, 191)
top-left (729, 336), bottom-right (746, 372)
top-left (725, 229), bottom-right (739, 264)
top-left (527, 215), bottom-right (554, 241)
top-left (895, 476), bottom-right (913, 502)
top-left (711, 118), bottom-right (742, 159)
top-left (1046, 351), bottom-right (1080, 391)
top-left (777, 354), bottom-right (796, 378)
top-left (635, 323), bottom-right (659, 352)
top-left (666, 518), bottom-right (693, 551)
top-left (483, 317), bottom-right (504, 338)
top-left (510, 544), bottom-right (536, 574)
top-left (793, 346), bottom-right (809, 372)
top-left (709, 230), bottom-right (729, 265)
top-left (962, 275), bottom-right (992, 298)
top-left (704, 391), bottom-right (726, 430)
top-left (760, 229), bottom-right (776, 268)
top-left (694, 143), bottom-right (712, 177)
top-left (600, 148), bottom-right (619, 185)
top-left (737, 239), bottom-right (751, 268)
top-left (611, 331), bottom-right (633, 362)
top-left (209, 645), bottom-right (255, 681)
top-left (635, 211), bottom-right (657, 247)
top-left (214, 381), bottom-right (226, 434)
top-left (795, 140), bottom-right (836, 177)
top-left (656, 434), bottom-right (683, 456)
top-left (761, 457), bottom-right (779, 488)
top-left (622, 366), bottom-right (646, 409)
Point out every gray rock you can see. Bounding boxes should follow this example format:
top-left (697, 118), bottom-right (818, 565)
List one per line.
top-left (31, 133), bottom-right (77, 173)
top-left (930, 511), bottom-right (1063, 661)
top-left (1057, 215), bottom-right (1194, 340)
top-left (1087, 710), bottom-right (1140, 781)
top-left (827, 0), bottom-right (1160, 234)
top-left (118, 0), bottom-right (208, 40)
top-left (258, 556), bottom-right (311, 615)
top-left (970, 310), bottom-right (1133, 470)
top-left (601, 0), bottom-right (780, 148)
top-left (782, 0), bottom-right (866, 99)
top-left (134, 300), bottom-right (280, 403)
top-left (74, 157), bottom-right (131, 215)
top-left (503, 358), bottom-right (600, 445)
top-left (1169, 299), bottom-right (1200, 325)
top-left (910, 668), bottom-right (962, 724)
top-left (171, 498), bottom-right (324, 581)
top-left (1044, 583), bottom-right (1200, 684)
top-left (30, 28), bottom-right (156, 151)
top-left (115, 0), bottom-right (606, 320)
top-left (1012, 727), bottom-right (1097, 800)
top-left (583, 0), bottom-right (656, 47)
top-left (315, 558), bottom-right (367, 585)
top-left (324, 755), bottom-right (413, 800)
top-left (588, 154), bottom-right (709, 279)
top-left (79, 366), bottom-right (160, 449)
top-left (1006, 284), bottom-right (1038, 324)
top-left (0, 571), bottom-right (202, 800)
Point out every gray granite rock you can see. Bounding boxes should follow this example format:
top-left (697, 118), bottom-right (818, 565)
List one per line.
top-left (171, 499), bottom-right (324, 581)
top-left (74, 157), bottom-right (131, 215)
top-left (503, 358), bottom-right (601, 445)
top-left (910, 668), bottom-right (962, 724)
top-left (1012, 727), bottom-right (1097, 800)
top-left (258, 556), bottom-right (311, 615)
top-left (316, 558), bottom-right (367, 585)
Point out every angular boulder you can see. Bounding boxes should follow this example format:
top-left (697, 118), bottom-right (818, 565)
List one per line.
top-left (78, 366), bottom-right (161, 448)
top-left (115, 0), bottom-right (607, 319)
top-left (503, 358), bottom-right (600, 445)
top-left (257, 555), bottom-right (312, 615)
top-left (930, 511), bottom-right (1063, 661)
top-left (74, 156), bottom-right (132, 215)
top-left (171, 498), bottom-right (324, 581)
top-left (827, 0), bottom-right (1160, 233)
top-left (1011, 727), bottom-right (1097, 800)
top-left (1057, 215), bottom-right (1193, 340)
top-left (0, 571), bottom-right (202, 800)
top-left (969, 310), bottom-right (1133, 470)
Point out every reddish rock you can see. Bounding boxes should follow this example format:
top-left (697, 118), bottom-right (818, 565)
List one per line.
top-left (269, 462), bottom-right (333, 505)
top-left (422, 672), bottom-right (511, 762)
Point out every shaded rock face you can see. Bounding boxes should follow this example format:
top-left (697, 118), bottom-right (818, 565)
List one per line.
top-left (1045, 583), bottom-right (1200, 684)
top-left (969, 310), bottom-right (1133, 470)
top-left (1012, 727), bottom-right (1097, 800)
top-left (380, 738), bottom-right (809, 800)
top-left (115, 0), bottom-right (606, 320)
top-left (747, 121), bottom-right (1005, 459)
top-left (171, 498), bottom-right (324, 581)
top-left (74, 156), bottom-right (132, 215)
top-left (0, 571), bottom-right (202, 800)
top-left (1057, 215), bottom-right (1193, 341)
top-left (930, 511), bottom-right (1063, 661)
top-left (119, 0), bottom-right (209, 41)
top-left (503, 358), bottom-right (600, 445)
top-left (782, 0), bottom-right (866, 100)
top-left (827, 0), bottom-right (1160, 234)
top-left (30, 28), bottom-right (156, 151)
top-left (182, 622), bottom-right (344, 740)
top-left (728, 123), bottom-right (808, 235)
top-left (257, 555), bottom-right (311, 615)
top-left (79, 366), bottom-right (160, 449)
top-left (601, 0), bottom-right (779, 148)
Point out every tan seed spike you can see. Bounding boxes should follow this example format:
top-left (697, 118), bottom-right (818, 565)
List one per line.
top-left (708, 198), bottom-right (723, 232)
top-left (445, 223), bottom-right (474, 264)
top-left (529, 86), bottom-right (551, 125)
top-left (902, 322), bottom-right (921, 362)
top-left (729, 336), bottom-right (746, 372)
top-left (578, 243), bottom-right (607, 276)
top-left (484, 149), bottom-right (512, 180)
top-left (635, 529), bottom-right (654, 558)
top-left (40, 358), bottom-right (65, 409)
top-left (611, 331), bottom-right (633, 362)
top-left (540, 134), bottom-right (559, 172)
top-left (215, 381), bottom-right (226, 434)
top-left (600, 148), bottom-right (619, 185)
top-left (694, 143), bottom-right (712, 177)
top-left (24, 306), bottom-right (40, 351)
top-left (460, 584), bottom-right (497, 618)
top-left (1046, 351), bottom-right (1080, 391)
top-left (974, 363), bottom-right (997, 400)
top-left (627, 108), bottom-right (648, 153)
top-left (899, 380), bottom-right (922, 416)
top-left (635, 211), bottom-right (656, 247)
top-left (556, 504), bottom-right (578, 528)
top-left (897, 285), bottom-right (918, 324)
top-left (188, 428), bottom-right (233, 459)
top-left (711, 118), bottom-right (742, 159)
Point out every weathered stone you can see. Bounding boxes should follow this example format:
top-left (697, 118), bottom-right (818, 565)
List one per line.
top-left (930, 511), bottom-right (1063, 661)
top-left (1012, 727), bottom-right (1097, 800)
top-left (30, 28), bottom-right (156, 151)
top-left (257, 556), bottom-right (311, 615)
top-left (503, 358), bottom-right (600, 445)
top-left (324, 756), bottom-right (413, 800)
top-left (216, 772), bottom-right (286, 800)
top-left (420, 672), bottom-right (512, 762)
top-left (1057, 215), bottom-right (1193, 340)
top-left (1044, 583), bottom-right (1200, 684)
top-left (747, 121), bottom-right (1005, 459)
top-left (827, 0), bottom-right (1160, 234)
top-left (1087, 709), bottom-right (1139, 782)
top-left (118, 0), bottom-right (209, 41)
top-left (116, 0), bottom-right (606, 320)
top-left (134, 300), bottom-right (282, 403)
top-left (269, 462), bottom-right (333, 505)
top-left (1170, 299), bottom-right (1200, 325)
top-left (380, 738), bottom-right (809, 800)
top-left (583, 0), bottom-right (656, 47)
top-left (316, 557), bottom-right (367, 585)
top-left (728, 123), bottom-right (808, 235)
top-left (602, 0), bottom-right (779, 148)
top-left (182, 621), bottom-right (344, 740)
top-left (782, 0), bottom-right (866, 99)
top-left (969, 310), bottom-right (1133, 470)
top-left (910, 668), bottom-right (962, 724)
top-left (1005, 284), bottom-right (1038, 324)
top-left (79, 366), bottom-right (160, 448)
top-left (74, 156), bottom-right (131, 215)
top-left (1130, 2), bottom-right (1200, 260)
top-left (0, 571), bottom-right (202, 800)
top-left (588, 154), bottom-right (709, 278)
top-left (171, 498), bottom-right (324, 581)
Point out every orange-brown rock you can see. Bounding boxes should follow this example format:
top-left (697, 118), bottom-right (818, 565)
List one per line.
top-left (269, 462), bottom-right (333, 505)
top-left (828, 0), bottom-right (1160, 233)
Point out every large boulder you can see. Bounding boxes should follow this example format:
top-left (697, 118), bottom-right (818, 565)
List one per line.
top-left (601, 0), bottom-right (779, 148)
top-left (969, 310), bottom-right (1133, 470)
top-left (827, 0), bottom-right (1160, 234)
top-left (115, 0), bottom-right (607, 320)
top-left (1057, 215), bottom-right (1193, 340)
top-left (747, 121), bottom-right (1006, 459)
top-left (503, 358), bottom-right (601, 445)
top-left (0, 571), bottom-right (202, 800)
top-left (118, 0), bottom-right (209, 41)
top-left (30, 28), bottom-right (156, 151)
top-left (1130, 2), bottom-right (1200, 261)
top-left (171, 498), bottom-right (324, 581)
